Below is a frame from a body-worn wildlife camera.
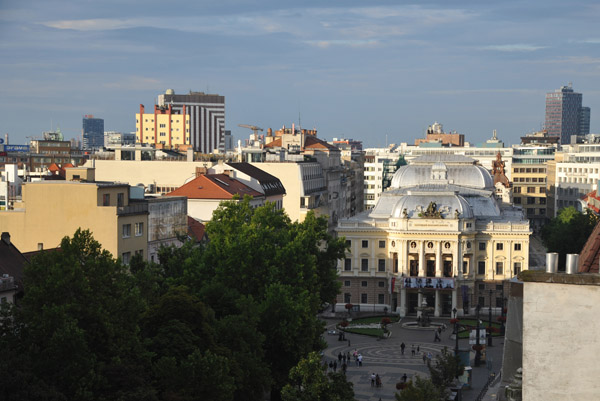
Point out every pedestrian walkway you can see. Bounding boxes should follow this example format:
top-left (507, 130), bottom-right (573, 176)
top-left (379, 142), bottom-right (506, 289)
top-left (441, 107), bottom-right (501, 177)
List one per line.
top-left (323, 317), bottom-right (506, 401)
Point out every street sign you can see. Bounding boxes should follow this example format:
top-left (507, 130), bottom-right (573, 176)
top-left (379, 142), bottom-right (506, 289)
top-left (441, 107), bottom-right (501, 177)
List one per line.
top-left (0, 138), bottom-right (4, 144)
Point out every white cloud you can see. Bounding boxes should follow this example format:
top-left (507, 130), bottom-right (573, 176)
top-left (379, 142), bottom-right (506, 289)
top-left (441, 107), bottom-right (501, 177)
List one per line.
top-left (480, 44), bottom-right (547, 52)
top-left (304, 39), bottom-right (380, 49)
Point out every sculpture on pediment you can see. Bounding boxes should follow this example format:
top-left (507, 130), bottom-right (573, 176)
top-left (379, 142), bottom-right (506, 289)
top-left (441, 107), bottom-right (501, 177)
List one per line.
top-left (418, 201), bottom-right (444, 219)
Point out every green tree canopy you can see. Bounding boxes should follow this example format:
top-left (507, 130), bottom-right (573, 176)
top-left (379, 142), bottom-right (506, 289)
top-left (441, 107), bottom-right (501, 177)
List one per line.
top-left (395, 376), bottom-right (444, 401)
top-left (541, 207), bottom-right (599, 267)
top-left (281, 352), bottom-right (354, 401)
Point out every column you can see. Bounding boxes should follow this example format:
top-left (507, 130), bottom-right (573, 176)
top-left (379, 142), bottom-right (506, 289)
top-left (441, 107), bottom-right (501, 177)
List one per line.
top-left (434, 291), bottom-right (441, 317)
top-left (400, 288), bottom-right (407, 317)
top-left (453, 241), bottom-right (460, 278)
top-left (418, 241), bottom-right (425, 277)
top-left (435, 241), bottom-right (442, 277)
top-left (417, 292), bottom-right (423, 317)
top-left (402, 241), bottom-right (408, 275)
top-left (452, 288), bottom-right (458, 316)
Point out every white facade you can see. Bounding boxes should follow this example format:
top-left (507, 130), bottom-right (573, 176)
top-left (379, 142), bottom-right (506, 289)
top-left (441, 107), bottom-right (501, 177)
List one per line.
top-left (336, 155), bottom-right (530, 316)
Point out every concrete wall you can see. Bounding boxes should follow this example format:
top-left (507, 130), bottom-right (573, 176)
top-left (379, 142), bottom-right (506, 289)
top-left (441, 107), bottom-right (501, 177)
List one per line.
top-left (501, 281), bottom-right (523, 384)
top-left (522, 281), bottom-right (600, 401)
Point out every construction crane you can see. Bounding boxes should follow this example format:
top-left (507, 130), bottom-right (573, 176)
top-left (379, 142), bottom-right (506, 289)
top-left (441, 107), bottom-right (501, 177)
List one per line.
top-left (238, 124), bottom-right (264, 136)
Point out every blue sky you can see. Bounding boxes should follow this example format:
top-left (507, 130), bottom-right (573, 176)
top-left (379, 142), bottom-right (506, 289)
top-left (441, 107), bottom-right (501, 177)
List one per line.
top-left (1, 0), bottom-right (599, 147)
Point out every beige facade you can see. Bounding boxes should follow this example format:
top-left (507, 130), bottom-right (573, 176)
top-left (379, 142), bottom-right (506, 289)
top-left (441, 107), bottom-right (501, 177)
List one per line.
top-left (82, 159), bottom-right (213, 195)
top-left (0, 181), bottom-right (148, 261)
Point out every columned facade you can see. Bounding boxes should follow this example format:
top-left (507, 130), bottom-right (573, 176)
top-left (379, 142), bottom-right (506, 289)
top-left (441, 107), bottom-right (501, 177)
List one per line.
top-left (335, 155), bottom-right (531, 316)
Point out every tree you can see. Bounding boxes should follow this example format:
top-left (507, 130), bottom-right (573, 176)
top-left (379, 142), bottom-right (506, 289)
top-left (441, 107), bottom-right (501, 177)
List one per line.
top-left (428, 348), bottom-right (464, 391)
top-left (541, 206), bottom-right (599, 267)
top-left (2, 229), bottom-right (153, 400)
top-left (395, 376), bottom-right (443, 401)
top-left (281, 352), bottom-right (354, 401)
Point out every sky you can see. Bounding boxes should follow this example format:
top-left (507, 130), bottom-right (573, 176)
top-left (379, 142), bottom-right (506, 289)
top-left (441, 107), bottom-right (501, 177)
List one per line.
top-left (1, 0), bottom-right (599, 148)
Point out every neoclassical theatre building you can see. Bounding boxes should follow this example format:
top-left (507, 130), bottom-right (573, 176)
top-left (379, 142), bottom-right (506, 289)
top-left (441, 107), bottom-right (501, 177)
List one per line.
top-left (335, 155), bottom-right (530, 317)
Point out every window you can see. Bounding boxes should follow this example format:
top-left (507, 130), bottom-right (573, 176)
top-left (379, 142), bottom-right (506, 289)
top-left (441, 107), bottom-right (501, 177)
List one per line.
top-left (479, 242), bottom-right (486, 251)
top-left (496, 262), bottom-right (503, 275)
top-left (135, 249), bottom-right (143, 258)
top-left (462, 261), bottom-right (468, 274)
top-left (378, 294), bottom-right (385, 304)
top-left (362, 240), bottom-right (368, 248)
top-left (539, 187), bottom-right (546, 194)
top-left (103, 193), bottom-right (110, 206)
top-left (514, 262), bottom-right (522, 275)
top-left (361, 293), bottom-right (368, 303)
top-left (496, 297), bottom-right (503, 308)
top-left (122, 252), bottom-right (131, 265)
top-left (378, 240), bottom-right (385, 248)
top-left (496, 243), bottom-right (503, 251)
top-left (135, 222), bottom-right (143, 237)
top-left (540, 208), bottom-right (546, 215)
top-left (514, 186), bottom-right (521, 193)
top-left (344, 280), bottom-right (351, 287)
top-left (378, 259), bottom-right (386, 272)
top-left (478, 297), bottom-right (485, 307)
top-left (539, 197), bottom-right (546, 205)
top-left (478, 261), bottom-right (486, 275)
top-left (344, 293), bottom-right (351, 303)
top-left (514, 197), bottom-right (521, 204)
top-left (361, 281), bottom-right (368, 287)
top-left (478, 283), bottom-right (485, 291)
top-left (496, 284), bottom-right (503, 291)
top-left (514, 243), bottom-right (521, 251)
top-left (527, 187), bottom-right (535, 193)
top-left (378, 281), bottom-right (385, 287)
top-left (117, 193), bottom-right (124, 207)
top-left (527, 197), bottom-right (536, 204)
top-left (344, 258), bottom-right (351, 271)
top-left (346, 240), bottom-right (351, 247)
top-left (122, 224), bottom-right (131, 238)
top-left (361, 258), bottom-right (368, 271)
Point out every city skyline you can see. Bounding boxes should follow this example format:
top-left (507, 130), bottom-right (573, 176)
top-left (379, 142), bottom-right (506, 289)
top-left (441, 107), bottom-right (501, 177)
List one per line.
top-left (1, 0), bottom-right (599, 148)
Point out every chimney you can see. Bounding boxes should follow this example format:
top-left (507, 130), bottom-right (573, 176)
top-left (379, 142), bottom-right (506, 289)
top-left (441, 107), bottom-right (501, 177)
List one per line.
top-left (195, 167), bottom-right (207, 177)
top-left (545, 253), bottom-right (558, 273)
top-left (1, 232), bottom-right (10, 245)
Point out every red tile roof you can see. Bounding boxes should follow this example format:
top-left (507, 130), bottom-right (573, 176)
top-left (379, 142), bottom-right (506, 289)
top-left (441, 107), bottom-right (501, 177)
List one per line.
top-left (578, 220), bottom-right (600, 273)
top-left (187, 217), bottom-right (207, 243)
top-left (264, 135), bottom-right (338, 151)
top-left (166, 174), bottom-right (263, 200)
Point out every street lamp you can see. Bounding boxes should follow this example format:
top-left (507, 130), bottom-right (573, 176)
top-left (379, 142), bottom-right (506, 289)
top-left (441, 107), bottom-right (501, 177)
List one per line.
top-left (452, 307), bottom-right (459, 356)
top-left (488, 289), bottom-right (493, 346)
top-left (475, 304), bottom-right (482, 367)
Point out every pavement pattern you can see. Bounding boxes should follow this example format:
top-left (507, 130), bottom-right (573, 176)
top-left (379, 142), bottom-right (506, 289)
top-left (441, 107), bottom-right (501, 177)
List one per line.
top-left (322, 317), bottom-right (505, 401)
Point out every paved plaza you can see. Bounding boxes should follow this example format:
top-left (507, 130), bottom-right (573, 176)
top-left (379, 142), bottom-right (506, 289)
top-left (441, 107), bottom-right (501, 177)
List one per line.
top-left (323, 317), bottom-right (505, 401)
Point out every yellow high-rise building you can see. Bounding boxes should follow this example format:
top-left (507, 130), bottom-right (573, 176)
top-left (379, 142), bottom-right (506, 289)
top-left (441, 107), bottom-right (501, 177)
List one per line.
top-left (136, 104), bottom-right (190, 148)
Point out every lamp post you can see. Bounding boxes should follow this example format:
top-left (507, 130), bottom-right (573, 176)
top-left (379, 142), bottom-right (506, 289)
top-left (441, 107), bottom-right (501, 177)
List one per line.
top-left (488, 289), bottom-right (493, 346)
top-left (475, 304), bottom-right (481, 367)
top-left (452, 307), bottom-right (459, 356)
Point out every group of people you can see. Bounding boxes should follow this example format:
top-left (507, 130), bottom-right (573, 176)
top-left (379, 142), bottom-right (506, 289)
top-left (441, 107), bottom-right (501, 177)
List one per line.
top-left (330, 349), bottom-right (364, 374)
top-left (370, 372), bottom-right (382, 388)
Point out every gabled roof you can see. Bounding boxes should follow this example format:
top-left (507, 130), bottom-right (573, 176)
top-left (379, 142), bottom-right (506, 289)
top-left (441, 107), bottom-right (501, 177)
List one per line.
top-left (187, 216), bottom-right (207, 243)
top-left (166, 174), bottom-right (263, 200)
top-left (0, 233), bottom-right (27, 287)
top-left (226, 162), bottom-right (286, 196)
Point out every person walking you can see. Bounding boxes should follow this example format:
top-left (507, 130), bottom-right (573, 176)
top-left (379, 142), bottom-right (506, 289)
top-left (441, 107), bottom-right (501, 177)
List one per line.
top-left (402, 373), bottom-right (408, 383)
top-left (371, 373), bottom-right (376, 387)
top-left (375, 374), bottom-right (381, 388)
top-left (358, 353), bottom-right (363, 367)
top-left (422, 353), bottom-right (427, 364)
top-left (411, 344), bottom-right (415, 357)
top-left (342, 353), bottom-right (347, 364)
top-left (400, 342), bottom-right (406, 355)
top-left (417, 345), bottom-right (420, 354)
top-left (333, 361), bottom-right (337, 372)
top-left (338, 352), bottom-right (342, 364)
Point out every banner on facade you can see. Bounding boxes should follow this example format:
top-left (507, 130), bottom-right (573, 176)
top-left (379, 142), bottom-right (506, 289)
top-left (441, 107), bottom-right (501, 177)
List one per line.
top-left (390, 277), bottom-right (396, 293)
top-left (401, 277), bottom-right (455, 290)
top-left (469, 329), bottom-right (487, 344)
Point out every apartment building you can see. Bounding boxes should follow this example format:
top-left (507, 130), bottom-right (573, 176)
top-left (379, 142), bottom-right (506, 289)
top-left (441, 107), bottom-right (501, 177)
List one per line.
top-left (0, 171), bottom-right (148, 261)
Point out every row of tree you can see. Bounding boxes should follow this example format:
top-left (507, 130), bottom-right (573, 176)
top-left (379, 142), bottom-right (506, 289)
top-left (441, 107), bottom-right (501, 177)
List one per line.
top-left (0, 197), bottom-right (353, 401)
